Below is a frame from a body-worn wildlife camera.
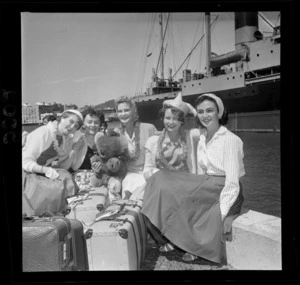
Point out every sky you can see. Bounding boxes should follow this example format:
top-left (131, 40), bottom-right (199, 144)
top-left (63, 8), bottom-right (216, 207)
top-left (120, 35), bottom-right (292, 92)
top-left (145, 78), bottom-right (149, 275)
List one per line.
top-left (21, 12), bottom-right (280, 108)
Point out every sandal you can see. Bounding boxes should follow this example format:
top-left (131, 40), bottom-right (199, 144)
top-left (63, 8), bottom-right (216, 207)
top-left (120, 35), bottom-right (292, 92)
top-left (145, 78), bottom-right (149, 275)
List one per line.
top-left (182, 252), bottom-right (198, 262)
top-left (159, 243), bottom-right (175, 253)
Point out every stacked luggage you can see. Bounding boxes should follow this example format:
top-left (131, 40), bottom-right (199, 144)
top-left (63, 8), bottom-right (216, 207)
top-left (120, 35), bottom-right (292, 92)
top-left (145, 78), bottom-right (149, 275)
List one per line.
top-left (82, 200), bottom-right (146, 270)
top-left (23, 216), bottom-right (89, 271)
top-left (22, 170), bottom-right (147, 271)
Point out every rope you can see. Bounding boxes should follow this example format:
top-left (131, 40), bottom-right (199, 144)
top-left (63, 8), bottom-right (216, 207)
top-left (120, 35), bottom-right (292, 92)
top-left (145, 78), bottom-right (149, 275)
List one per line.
top-left (134, 13), bottom-right (157, 95)
top-left (155, 13), bottom-right (171, 77)
top-left (186, 14), bottom-right (203, 69)
top-left (172, 15), bottom-right (219, 79)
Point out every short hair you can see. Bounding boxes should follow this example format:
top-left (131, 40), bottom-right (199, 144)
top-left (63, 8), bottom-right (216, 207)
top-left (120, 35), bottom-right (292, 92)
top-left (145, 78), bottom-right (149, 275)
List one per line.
top-left (80, 106), bottom-right (104, 123)
top-left (43, 115), bottom-right (56, 122)
top-left (115, 96), bottom-right (139, 122)
top-left (159, 105), bottom-right (185, 123)
top-left (58, 111), bottom-right (83, 130)
top-left (100, 121), bottom-right (108, 129)
top-left (194, 95), bottom-right (228, 126)
top-left (115, 96), bottom-right (133, 109)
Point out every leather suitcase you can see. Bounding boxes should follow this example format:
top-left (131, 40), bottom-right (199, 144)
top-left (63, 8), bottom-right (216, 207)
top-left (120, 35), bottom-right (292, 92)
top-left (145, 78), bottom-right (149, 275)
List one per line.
top-left (65, 187), bottom-right (108, 224)
top-left (83, 201), bottom-right (147, 270)
top-left (69, 219), bottom-right (89, 271)
top-left (23, 216), bottom-right (88, 271)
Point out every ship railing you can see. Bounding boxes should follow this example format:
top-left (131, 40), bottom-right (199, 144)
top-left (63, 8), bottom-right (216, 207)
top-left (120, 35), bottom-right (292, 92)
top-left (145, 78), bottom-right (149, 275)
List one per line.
top-left (245, 73), bottom-right (280, 85)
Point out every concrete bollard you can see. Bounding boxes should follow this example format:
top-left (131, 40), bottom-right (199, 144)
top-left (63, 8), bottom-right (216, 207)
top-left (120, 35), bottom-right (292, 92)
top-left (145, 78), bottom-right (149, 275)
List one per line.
top-left (226, 210), bottom-right (281, 270)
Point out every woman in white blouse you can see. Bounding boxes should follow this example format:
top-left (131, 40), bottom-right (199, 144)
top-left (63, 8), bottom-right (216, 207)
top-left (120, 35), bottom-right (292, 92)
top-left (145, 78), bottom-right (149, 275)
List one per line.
top-left (141, 93), bottom-right (244, 265)
top-left (22, 109), bottom-right (84, 216)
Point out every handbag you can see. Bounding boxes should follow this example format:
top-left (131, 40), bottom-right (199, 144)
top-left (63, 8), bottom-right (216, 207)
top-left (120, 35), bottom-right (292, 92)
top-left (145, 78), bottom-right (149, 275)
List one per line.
top-left (22, 168), bottom-right (79, 217)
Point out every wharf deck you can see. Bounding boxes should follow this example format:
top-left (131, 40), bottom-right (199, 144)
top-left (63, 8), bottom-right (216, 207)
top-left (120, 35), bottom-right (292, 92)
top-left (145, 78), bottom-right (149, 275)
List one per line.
top-left (140, 239), bottom-right (230, 271)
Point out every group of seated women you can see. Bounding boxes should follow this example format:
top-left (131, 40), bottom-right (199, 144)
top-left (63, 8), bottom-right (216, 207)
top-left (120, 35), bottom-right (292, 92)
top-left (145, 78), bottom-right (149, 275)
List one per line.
top-left (22, 92), bottom-right (245, 266)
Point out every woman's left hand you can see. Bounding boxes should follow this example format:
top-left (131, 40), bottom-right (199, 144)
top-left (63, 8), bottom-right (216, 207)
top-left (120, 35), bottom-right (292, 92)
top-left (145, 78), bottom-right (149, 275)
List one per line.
top-left (45, 167), bottom-right (60, 180)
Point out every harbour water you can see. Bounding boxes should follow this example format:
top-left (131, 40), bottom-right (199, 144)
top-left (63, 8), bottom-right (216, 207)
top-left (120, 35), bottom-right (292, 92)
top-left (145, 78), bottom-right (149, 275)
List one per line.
top-left (22, 123), bottom-right (281, 218)
top-left (235, 132), bottom-right (280, 218)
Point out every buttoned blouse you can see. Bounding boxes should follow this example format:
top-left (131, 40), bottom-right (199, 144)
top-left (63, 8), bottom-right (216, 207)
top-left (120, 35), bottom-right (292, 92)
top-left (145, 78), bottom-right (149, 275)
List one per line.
top-left (197, 126), bottom-right (245, 217)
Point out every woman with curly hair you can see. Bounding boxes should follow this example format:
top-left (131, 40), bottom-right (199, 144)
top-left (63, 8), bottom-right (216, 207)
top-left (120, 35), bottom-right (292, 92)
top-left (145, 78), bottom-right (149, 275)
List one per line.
top-left (114, 96), bottom-right (158, 200)
top-left (60, 106), bottom-right (105, 172)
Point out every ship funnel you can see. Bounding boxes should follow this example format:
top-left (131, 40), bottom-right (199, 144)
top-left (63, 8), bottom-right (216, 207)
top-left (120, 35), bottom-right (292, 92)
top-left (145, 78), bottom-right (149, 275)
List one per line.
top-left (235, 12), bottom-right (259, 48)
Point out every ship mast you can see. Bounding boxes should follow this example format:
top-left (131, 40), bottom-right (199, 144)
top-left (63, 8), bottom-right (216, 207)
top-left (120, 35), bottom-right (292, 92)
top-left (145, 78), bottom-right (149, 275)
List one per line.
top-left (159, 13), bottom-right (164, 80)
top-left (205, 12), bottom-right (211, 77)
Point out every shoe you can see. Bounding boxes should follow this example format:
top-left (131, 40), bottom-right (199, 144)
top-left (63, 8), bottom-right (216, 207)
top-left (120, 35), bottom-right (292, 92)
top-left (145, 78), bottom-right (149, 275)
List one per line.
top-left (182, 252), bottom-right (198, 262)
top-left (159, 243), bottom-right (175, 253)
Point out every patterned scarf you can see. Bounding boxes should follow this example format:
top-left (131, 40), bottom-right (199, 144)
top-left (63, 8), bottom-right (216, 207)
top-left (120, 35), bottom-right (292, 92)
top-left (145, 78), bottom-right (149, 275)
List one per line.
top-left (156, 128), bottom-right (188, 171)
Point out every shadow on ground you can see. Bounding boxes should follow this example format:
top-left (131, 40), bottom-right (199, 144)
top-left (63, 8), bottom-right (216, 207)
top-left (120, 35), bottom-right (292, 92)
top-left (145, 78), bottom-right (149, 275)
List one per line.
top-left (140, 241), bottom-right (228, 271)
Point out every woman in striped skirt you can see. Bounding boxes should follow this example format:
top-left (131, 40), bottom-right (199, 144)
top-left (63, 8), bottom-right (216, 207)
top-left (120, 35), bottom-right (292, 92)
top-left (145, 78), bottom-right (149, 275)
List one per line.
top-left (141, 93), bottom-right (245, 265)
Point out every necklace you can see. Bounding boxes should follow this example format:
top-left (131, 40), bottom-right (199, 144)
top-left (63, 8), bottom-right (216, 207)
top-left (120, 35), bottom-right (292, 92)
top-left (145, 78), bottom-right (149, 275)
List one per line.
top-left (120, 121), bottom-right (140, 161)
top-left (156, 128), bottom-right (188, 171)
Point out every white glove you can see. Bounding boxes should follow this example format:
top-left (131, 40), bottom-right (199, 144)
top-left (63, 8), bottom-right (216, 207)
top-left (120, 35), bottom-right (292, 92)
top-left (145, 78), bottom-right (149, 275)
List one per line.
top-left (45, 167), bottom-right (60, 180)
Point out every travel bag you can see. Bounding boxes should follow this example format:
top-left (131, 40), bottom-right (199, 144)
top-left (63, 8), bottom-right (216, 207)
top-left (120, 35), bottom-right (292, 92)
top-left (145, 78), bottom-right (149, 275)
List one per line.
top-left (65, 186), bottom-right (108, 224)
top-left (22, 216), bottom-right (89, 271)
top-left (82, 201), bottom-right (147, 270)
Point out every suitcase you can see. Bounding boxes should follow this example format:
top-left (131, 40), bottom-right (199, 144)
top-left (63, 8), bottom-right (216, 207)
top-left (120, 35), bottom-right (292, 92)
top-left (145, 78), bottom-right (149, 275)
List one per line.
top-left (65, 186), bottom-right (108, 224)
top-left (83, 201), bottom-right (147, 270)
top-left (22, 216), bottom-right (89, 271)
top-left (69, 219), bottom-right (89, 271)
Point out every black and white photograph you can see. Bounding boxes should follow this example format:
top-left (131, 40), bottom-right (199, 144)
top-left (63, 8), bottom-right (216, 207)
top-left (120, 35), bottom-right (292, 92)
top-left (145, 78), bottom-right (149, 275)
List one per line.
top-left (1, 0), bottom-right (297, 283)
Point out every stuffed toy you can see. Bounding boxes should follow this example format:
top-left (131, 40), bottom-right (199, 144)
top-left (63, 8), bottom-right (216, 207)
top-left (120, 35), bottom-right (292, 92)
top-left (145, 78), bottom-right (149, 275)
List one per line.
top-left (90, 129), bottom-right (128, 201)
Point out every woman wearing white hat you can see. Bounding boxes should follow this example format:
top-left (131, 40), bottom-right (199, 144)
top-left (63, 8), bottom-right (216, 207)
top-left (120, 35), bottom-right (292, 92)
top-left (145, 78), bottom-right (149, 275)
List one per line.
top-left (141, 93), bottom-right (245, 265)
top-left (22, 109), bottom-right (84, 216)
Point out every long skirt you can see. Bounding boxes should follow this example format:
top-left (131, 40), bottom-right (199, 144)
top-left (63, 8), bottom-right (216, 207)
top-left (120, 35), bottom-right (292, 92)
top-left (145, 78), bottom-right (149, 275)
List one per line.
top-left (141, 169), bottom-right (240, 264)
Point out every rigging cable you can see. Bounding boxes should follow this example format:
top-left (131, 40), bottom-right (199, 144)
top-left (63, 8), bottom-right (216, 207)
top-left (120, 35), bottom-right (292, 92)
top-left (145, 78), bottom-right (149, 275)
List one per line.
top-left (168, 14), bottom-right (181, 81)
top-left (186, 14), bottom-right (203, 69)
top-left (172, 15), bottom-right (219, 79)
top-left (211, 14), bottom-right (222, 56)
top-left (155, 13), bottom-right (171, 77)
top-left (134, 13), bottom-right (157, 95)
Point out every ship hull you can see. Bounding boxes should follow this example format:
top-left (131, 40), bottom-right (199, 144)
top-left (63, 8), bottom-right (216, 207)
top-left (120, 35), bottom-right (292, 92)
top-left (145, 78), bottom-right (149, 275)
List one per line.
top-left (135, 80), bottom-right (280, 129)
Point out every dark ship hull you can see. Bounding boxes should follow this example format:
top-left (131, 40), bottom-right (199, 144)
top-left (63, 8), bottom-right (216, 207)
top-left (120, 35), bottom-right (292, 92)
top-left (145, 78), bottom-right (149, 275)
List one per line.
top-left (136, 79), bottom-right (280, 127)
